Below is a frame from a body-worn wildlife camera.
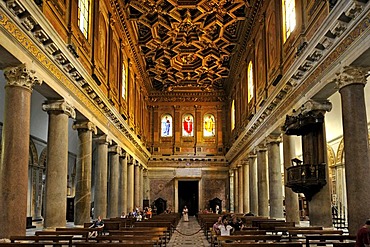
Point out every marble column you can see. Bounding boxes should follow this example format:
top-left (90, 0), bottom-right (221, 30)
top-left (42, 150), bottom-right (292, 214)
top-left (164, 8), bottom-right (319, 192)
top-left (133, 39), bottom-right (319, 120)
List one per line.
top-left (238, 165), bottom-right (244, 213)
top-left (140, 165), bottom-right (144, 209)
top-left (242, 159), bottom-right (250, 213)
top-left (134, 162), bottom-right (141, 209)
top-left (267, 134), bottom-right (284, 219)
top-left (233, 167), bottom-right (239, 213)
top-left (0, 65), bottom-right (41, 238)
top-left (72, 121), bottom-right (97, 225)
top-left (248, 153), bottom-right (258, 215)
top-left (257, 144), bottom-right (269, 217)
top-left (119, 152), bottom-right (128, 215)
top-left (336, 66), bottom-right (370, 234)
top-left (108, 145), bottom-right (121, 218)
top-left (94, 135), bottom-right (111, 219)
top-left (43, 100), bottom-right (76, 229)
top-left (143, 169), bottom-right (149, 202)
top-left (127, 157), bottom-right (134, 213)
top-left (229, 170), bottom-right (234, 212)
top-left (282, 134), bottom-right (300, 223)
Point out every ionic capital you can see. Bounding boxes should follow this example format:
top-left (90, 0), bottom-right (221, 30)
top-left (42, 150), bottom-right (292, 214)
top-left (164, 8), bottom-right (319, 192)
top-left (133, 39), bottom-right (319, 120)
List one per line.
top-left (109, 145), bottom-right (122, 155)
top-left (42, 100), bottom-right (76, 119)
top-left (95, 134), bottom-right (112, 145)
top-left (335, 66), bottom-right (369, 90)
top-left (266, 133), bottom-right (282, 145)
top-left (120, 150), bottom-right (127, 158)
top-left (3, 64), bottom-right (41, 91)
top-left (256, 143), bottom-right (267, 152)
top-left (72, 121), bottom-right (97, 134)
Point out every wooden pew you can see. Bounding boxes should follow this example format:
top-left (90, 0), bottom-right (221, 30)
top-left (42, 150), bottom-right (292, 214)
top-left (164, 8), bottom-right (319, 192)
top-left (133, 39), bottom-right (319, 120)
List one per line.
top-left (0, 244), bottom-right (47, 247)
top-left (10, 235), bottom-right (73, 246)
top-left (108, 230), bottom-right (167, 246)
top-left (35, 230), bottom-right (89, 241)
top-left (287, 229), bottom-right (343, 242)
top-left (305, 234), bottom-right (356, 247)
top-left (217, 235), bottom-right (282, 246)
top-left (257, 221), bottom-right (295, 231)
top-left (74, 242), bottom-right (154, 247)
top-left (96, 235), bottom-right (161, 246)
top-left (220, 242), bottom-right (303, 247)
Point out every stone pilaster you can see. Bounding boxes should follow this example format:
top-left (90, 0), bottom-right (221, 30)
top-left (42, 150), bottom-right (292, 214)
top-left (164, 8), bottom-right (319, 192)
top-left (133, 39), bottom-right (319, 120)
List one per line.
top-left (72, 121), bottom-right (97, 225)
top-left (229, 170), bottom-right (234, 212)
top-left (248, 152), bottom-right (258, 215)
top-left (94, 135), bottom-right (111, 219)
top-left (336, 66), bottom-right (370, 234)
top-left (0, 64), bottom-right (41, 238)
top-left (119, 151), bottom-right (128, 215)
top-left (42, 100), bottom-right (76, 229)
top-left (108, 145), bottom-right (121, 218)
top-left (266, 134), bottom-right (284, 219)
top-left (242, 159), bottom-right (250, 213)
top-left (127, 156), bottom-right (134, 212)
top-left (257, 144), bottom-right (269, 217)
top-left (282, 134), bottom-right (300, 223)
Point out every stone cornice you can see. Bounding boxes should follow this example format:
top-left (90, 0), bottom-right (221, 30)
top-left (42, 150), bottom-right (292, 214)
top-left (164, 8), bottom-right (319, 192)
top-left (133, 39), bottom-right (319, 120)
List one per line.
top-left (148, 91), bottom-right (226, 103)
top-left (0, 0), bottom-right (150, 163)
top-left (226, 0), bottom-right (370, 163)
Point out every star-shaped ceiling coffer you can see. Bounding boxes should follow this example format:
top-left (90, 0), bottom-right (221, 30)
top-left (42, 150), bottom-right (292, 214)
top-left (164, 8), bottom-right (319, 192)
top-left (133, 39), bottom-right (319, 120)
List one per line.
top-left (126, 0), bottom-right (249, 92)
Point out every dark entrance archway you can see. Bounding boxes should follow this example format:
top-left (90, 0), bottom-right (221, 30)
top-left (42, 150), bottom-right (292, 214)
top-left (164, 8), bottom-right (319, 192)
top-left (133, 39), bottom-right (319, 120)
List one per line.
top-left (178, 180), bottom-right (199, 216)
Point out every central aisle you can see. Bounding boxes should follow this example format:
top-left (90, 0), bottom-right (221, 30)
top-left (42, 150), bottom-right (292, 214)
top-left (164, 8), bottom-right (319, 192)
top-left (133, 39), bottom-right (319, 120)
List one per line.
top-left (168, 215), bottom-right (210, 247)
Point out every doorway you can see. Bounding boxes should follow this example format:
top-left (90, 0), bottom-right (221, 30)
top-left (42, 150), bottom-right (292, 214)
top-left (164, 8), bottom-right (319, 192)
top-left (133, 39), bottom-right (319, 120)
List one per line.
top-left (178, 181), bottom-right (199, 216)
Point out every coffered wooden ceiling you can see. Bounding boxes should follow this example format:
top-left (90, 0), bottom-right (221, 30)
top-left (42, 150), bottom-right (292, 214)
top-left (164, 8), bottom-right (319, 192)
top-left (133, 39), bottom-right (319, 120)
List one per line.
top-left (116, 0), bottom-right (261, 94)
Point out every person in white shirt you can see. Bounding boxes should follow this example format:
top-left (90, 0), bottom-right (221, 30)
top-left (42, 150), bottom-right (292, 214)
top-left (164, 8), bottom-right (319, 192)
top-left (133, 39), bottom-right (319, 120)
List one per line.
top-left (218, 215), bottom-right (234, 236)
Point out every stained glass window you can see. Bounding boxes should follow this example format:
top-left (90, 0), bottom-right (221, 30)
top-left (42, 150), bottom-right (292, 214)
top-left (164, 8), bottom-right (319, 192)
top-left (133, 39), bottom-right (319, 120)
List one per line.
top-left (182, 114), bottom-right (194, 137)
top-left (161, 114), bottom-right (173, 137)
top-left (203, 113), bottom-right (215, 137)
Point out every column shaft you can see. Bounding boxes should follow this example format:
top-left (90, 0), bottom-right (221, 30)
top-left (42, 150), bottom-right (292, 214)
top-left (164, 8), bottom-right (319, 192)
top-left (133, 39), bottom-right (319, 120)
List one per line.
top-left (0, 65), bottom-right (39, 238)
top-left (282, 134), bottom-right (300, 223)
top-left (44, 101), bottom-right (74, 228)
top-left (238, 165), bottom-right (243, 213)
top-left (119, 154), bottom-right (128, 215)
top-left (134, 164), bottom-right (140, 209)
top-left (233, 168), bottom-right (239, 213)
top-left (338, 67), bottom-right (370, 234)
top-left (127, 160), bottom-right (134, 213)
top-left (257, 146), bottom-right (269, 216)
top-left (108, 147), bottom-right (120, 218)
top-left (249, 154), bottom-right (258, 215)
top-left (94, 136), bottom-right (109, 219)
top-left (267, 136), bottom-right (284, 218)
top-left (73, 122), bottom-right (95, 225)
top-left (243, 161), bottom-right (250, 213)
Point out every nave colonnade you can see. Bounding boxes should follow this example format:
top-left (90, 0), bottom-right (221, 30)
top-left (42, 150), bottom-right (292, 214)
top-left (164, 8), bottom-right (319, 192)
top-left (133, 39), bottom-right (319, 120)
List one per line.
top-left (0, 0), bottom-right (370, 241)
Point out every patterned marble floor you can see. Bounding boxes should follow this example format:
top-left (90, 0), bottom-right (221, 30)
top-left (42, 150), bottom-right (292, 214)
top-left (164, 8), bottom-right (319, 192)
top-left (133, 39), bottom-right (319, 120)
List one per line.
top-left (168, 216), bottom-right (210, 247)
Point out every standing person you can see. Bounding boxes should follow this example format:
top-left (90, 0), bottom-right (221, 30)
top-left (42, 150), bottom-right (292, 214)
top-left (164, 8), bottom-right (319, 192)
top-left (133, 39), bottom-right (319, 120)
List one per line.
top-left (356, 219), bottom-right (370, 247)
top-left (183, 205), bottom-right (189, 222)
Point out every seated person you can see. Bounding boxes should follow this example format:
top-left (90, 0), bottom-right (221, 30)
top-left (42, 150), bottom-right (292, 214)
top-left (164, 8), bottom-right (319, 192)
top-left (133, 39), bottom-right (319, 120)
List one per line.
top-left (219, 215), bottom-right (234, 236)
top-left (89, 216), bottom-right (104, 238)
top-left (229, 216), bottom-right (243, 231)
top-left (213, 216), bottom-right (222, 235)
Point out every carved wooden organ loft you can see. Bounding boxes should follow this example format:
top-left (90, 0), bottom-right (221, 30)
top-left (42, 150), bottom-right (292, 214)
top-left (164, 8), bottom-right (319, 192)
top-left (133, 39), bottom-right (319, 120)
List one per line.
top-left (125, 0), bottom-right (251, 93)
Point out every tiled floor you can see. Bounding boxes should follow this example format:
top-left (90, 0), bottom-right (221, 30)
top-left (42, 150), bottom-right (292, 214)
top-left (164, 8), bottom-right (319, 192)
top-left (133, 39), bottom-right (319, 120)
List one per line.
top-left (168, 216), bottom-right (210, 247)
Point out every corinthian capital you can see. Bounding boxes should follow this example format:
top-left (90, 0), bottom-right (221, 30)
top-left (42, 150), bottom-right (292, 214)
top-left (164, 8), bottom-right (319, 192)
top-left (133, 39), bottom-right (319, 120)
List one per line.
top-left (3, 64), bottom-right (41, 91)
top-left (335, 66), bottom-right (370, 90)
top-left (42, 100), bottom-right (76, 119)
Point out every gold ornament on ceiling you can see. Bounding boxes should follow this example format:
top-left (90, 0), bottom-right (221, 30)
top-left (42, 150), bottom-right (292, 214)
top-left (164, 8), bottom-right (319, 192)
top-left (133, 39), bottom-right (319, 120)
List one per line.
top-left (125, 0), bottom-right (250, 92)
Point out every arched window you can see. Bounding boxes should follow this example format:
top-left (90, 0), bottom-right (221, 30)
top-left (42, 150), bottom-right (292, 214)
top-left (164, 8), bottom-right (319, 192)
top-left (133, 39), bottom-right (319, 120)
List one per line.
top-left (203, 113), bottom-right (215, 137)
top-left (248, 61), bottom-right (254, 103)
top-left (231, 100), bottom-right (235, 131)
top-left (282, 0), bottom-right (296, 41)
top-left (182, 114), bottom-right (194, 137)
top-left (161, 114), bottom-right (173, 137)
top-left (78, 0), bottom-right (91, 39)
top-left (122, 63), bottom-right (127, 100)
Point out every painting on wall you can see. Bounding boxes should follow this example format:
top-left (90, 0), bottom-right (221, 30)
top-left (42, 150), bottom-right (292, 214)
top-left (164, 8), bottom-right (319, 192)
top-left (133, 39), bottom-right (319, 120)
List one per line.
top-left (182, 114), bottom-right (194, 137)
top-left (203, 113), bottom-right (215, 137)
top-left (161, 114), bottom-right (173, 137)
